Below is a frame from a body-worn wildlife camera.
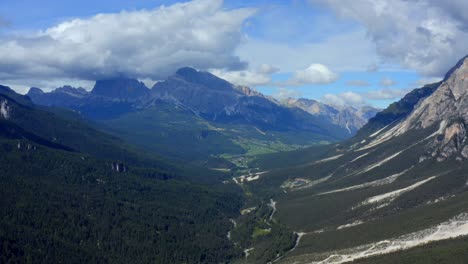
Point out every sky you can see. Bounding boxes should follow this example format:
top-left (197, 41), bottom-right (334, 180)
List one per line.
top-left (0, 0), bottom-right (467, 108)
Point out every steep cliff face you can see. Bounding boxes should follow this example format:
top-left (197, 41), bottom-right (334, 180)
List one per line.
top-left (356, 57), bottom-right (468, 162)
top-left (91, 78), bottom-right (149, 100)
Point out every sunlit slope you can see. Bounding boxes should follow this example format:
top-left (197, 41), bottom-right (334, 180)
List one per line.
top-left (240, 56), bottom-right (468, 263)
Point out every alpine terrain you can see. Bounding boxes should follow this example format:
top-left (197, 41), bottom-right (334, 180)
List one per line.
top-left (27, 68), bottom-right (374, 166)
top-left (235, 56), bottom-right (468, 263)
top-left (1, 1), bottom-right (467, 263)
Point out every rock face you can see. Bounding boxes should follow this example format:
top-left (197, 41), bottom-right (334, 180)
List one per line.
top-left (368, 56), bottom-right (468, 161)
top-left (92, 78), bottom-right (149, 101)
top-left (0, 99), bottom-right (10, 119)
top-left (359, 82), bottom-right (440, 135)
top-left (151, 68), bottom-right (347, 134)
top-left (27, 79), bottom-right (147, 120)
top-left (284, 98), bottom-right (380, 134)
top-left (27, 86), bottom-right (88, 107)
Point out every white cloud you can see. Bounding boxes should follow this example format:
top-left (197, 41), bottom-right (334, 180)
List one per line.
top-left (0, 0), bottom-right (255, 84)
top-left (312, 0), bottom-right (468, 76)
top-left (237, 29), bottom-right (378, 72)
top-left (257, 64), bottom-right (280, 74)
top-left (272, 87), bottom-right (302, 99)
top-left (367, 63), bottom-right (379, 72)
top-left (287, 64), bottom-right (339, 86)
top-left (346, 80), bottom-right (370, 87)
top-left (210, 63), bottom-right (279, 87)
top-left (379, 77), bottom-right (396, 87)
top-left (413, 77), bottom-right (442, 87)
top-left (322, 91), bottom-right (365, 106)
top-left (322, 88), bottom-right (409, 107)
top-left (365, 88), bottom-right (408, 100)
top-left (4, 78), bottom-right (95, 94)
top-left (210, 69), bottom-right (272, 87)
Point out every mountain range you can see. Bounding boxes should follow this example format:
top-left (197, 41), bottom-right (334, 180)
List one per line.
top-left (3, 53), bottom-right (468, 263)
top-left (27, 67), bottom-right (378, 164)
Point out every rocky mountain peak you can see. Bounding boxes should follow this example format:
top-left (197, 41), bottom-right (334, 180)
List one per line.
top-left (92, 77), bottom-right (149, 100)
top-left (54, 86), bottom-right (88, 97)
top-left (284, 97), bottom-right (380, 134)
top-left (369, 56), bottom-right (468, 161)
top-left (235, 85), bottom-right (263, 97)
top-left (400, 56), bottom-right (468, 131)
top-left (27, 87), bottom-right (44, 97)
top-left (174, 67), bottom-right (234, 91)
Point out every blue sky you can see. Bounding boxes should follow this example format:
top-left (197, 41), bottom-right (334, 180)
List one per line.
top-left (1, 0), bottom-right (463, 108)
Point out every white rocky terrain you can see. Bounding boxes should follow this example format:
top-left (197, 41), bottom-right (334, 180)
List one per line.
top-left (0, 100), bottom-right (10, 119)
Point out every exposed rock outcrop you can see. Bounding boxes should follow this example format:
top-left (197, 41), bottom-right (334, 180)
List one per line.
top-left (388, 56), bottom-right (468, 161)
top-left (0, 99), bottom-right (10, 119)
top-left (111, 162), bottom-right (128, 173)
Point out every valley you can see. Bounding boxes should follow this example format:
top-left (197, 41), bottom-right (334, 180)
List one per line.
top-left (2, 1), bottom-right (468, 263)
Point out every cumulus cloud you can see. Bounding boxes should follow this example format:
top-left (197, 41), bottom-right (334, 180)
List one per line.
top-left (414, 77), bottom-right (443, 87)
top-left (346, 80), bottom-right (370, 87)
top-left (322, 91), bottom-right (365, 106)
top-left (379, 77), bottom-right (396, 87)
top-left (210, 63), bottom-right (279, 87)
top-left (273, 88), bottom-right (302, 99)
top-left (286, 64), bottom-right (339, 86)
top-left (0, 0), bottom-right (255, 83)
top-left (365, 88), bottom-right (408, 100)
top-left (312, 0), bottom-right (468, 76)
top-left (257, 64), bottom-right (280, 74)
top-left (322, 88), bottom-right (409, 107)
top-left (366, 63), bottom-right (379, 72)
top-left (210, 68), bottom-right (272, 87)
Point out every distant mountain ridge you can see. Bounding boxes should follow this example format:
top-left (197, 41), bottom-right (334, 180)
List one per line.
top-left (26, 67), bottom-right (375, 163)
top-left (27, 67), bottom-right (376, 134)
top-left (283, 98), bottom-right (380, 134)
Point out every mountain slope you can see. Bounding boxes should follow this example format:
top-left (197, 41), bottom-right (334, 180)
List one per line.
top-left (237, 56), bottom-right (468, 264)
top-left (0, 85), bottom-right (247, 263)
